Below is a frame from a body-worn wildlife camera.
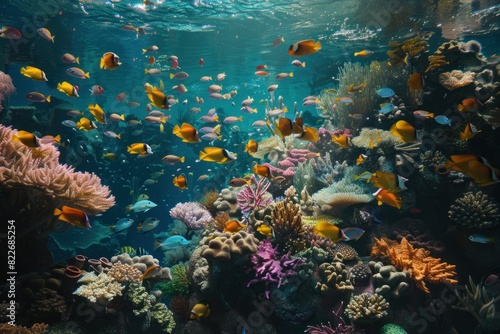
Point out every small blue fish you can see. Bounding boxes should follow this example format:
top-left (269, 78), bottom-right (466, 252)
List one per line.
top-left (377, 88), bottom-right (395, 98)
top-left (110, 218), bottom-right (134, 233)
top-left (342, 227), bottom-right (365, 241)
top-left (62, 120), bottom-right (77, 127)
top-left (434, 115), bottom-right (452, 126)
top-left (469, 234), bottom-right (495, 244)
top-left (128, 200), bottom-right (157, 213)
top-left (378, 103), bottom-right (395, 114)
top-left (154, 235), bottom-right (190, 251)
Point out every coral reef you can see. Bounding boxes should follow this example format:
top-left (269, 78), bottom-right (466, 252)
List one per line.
top-left (200, 230), bottom-right (259, 261)
top-left (305, 301), bottom-right (360, 333)
top-left (110, 253), bottom-right (171, 279)
top-left (349, 263), bottom-right (372, 287)
top-left (369, 261), bottom-right (410, 299)
top-left (371, 237), bottom-right (457, 293)
top-left (316, 255), bottom-right (354, 295)
top-left (170, 201), bottom-right (212, 230)
top-left (0, 71), bottom-right (15, 112)
top-left (271, 197), bottom-right (305, 252)
top-left (236, 175), bottom-right (273, 214)
top-left (426, 40), bottom-right (486, 73)
top-left (0, 125), bottom-right (115, 216)
top-left (213, 186), bottom-right (241, 215)
top-left (29, 288), bottom-right (67, 323)
top-left (448, 191), bottom-right (500, 229)
top-left (452, 276), bottom-right (500, 332)
top-left (333, 243), bottom-right (359, 262)
top-left (351, 128), bottom-right (403, 148)
top-left (345, 293), bottom-right (390, 324)
top-left (107, 261), bottom-right (143, 283)
top-left (155, 262), bottom-right (190, 297)
top-left (0, 323), bottom-right (48, 334)
top-left (438, 70), bottom-right (475, 90)
top-left (73, 272), bottom-right (124, 305)
top-left (247, 239), bottom-right (305, 298)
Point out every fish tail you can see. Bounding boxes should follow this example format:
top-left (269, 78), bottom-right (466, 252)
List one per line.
top-left (458, 104), bottom-right (464, 112)
top-left (85, 72), bottom-right (90, 79)
top-left (180, 156), bottom-right (185, 163)
top-left (199, 151), bottom-right (208, 161)
top-left (315, 41), bottom-right (322, 50)
top-left (54, 135), bottom-right (61, 142)
top-left (172, 125), bottom-right (180, 134)
top-left (142, 49), bottom-right (147, 54)
top-left (116, 134), bottom-right (121, 139)
top-left (144, 69), bottom-right (148, 75)
top-left (51, 36), bottom-right (55, 42)
top-left (170, 73), bottom-right (174, 79)
top-left (75, 57), bottom-right (79, 64)
top-left (54, 208), bottom-right (62, 216)
top-left (154, 240), bottom-right (161, 251)
top-left (46, 95), bottom-right (51, 103)
top-left (109, 226), bottom-right (115, 232)
top-left (100, 57), bottom-right (105, 69)
top-left (137, 225), bottom-right (142, 233)
top-left (289, 72), bottom-right (294, 77)
top-left (302, 62), bottom-right (306, 67)
top-left (354, 52), bottom-right (359, 56)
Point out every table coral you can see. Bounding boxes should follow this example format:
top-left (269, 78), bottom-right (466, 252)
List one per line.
top-left (448, 191), bottom-right (500, 229)
top-left (371, 237), bottom-right (457, 293)
top-left (345, 292), bottom-right (389, 324)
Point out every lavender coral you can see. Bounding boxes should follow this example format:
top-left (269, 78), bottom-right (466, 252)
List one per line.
top-left (247, 239), bottom-right (305, 298)
top-left (170, 201), bottom-right (212, 230)
top-left (236, 174), bottom-right (273, 214)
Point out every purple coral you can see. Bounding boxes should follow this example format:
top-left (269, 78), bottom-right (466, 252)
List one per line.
top-left (236, 175), bottom-right (272, 214)
top-left (247, 239), bottom-right (304, 298)
top-left (169, 202), bottom-right (212, 230)
top-left (305, 302), bottom-right (362, 334)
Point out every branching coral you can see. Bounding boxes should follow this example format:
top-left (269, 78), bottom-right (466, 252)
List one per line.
top-left (452, 276), bottom-right (500, 332)
top-left (73, 272), bottom-right (124, 305)
top-left (247, 239), bottom-right (305, 298)
top-left (170, 201), bottom-right (212, 230)
top-left (271, 197), bottom-right (305, 252)
top-left (439, 70), bottom-right (475, 90)
top-left (236, 175), bottom-right (273, 214)
top-left (305, 301), bottom-right (361, 334)
top-left (448, 191), bottom-right (500, 229)
top-left (371, 237), bottom-right (457, 293)
top-left (0, 125), bottom-right (115, 216)
top-left (345, 293), bottom-right (389, 324)
top-left (107, 261), bottom-right (143, 283)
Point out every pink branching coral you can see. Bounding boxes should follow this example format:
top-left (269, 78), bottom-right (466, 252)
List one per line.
top-left (247, 238), bottom-right (305, 298)
top-left (170, 201), bottom-right (212, 230)
top-left (0, 71), bottom-right (15, 112)
top-left (236, 175), bottom-right (273, 214)
top-left (0, 125), bottom-right (115, 215)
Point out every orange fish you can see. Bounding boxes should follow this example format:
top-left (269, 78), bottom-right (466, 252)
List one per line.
top-left (408, 72), bottom-right (424, 91)
top-left (296, 126), bottom-right (319, 143)
top-left (255, 71), bottom-right (270, 76)
top-left (256, 65), bottom-right (267, 70)
top-left (275, 117), bottom-right (293, 139)
top-left (148, 56), bottom-right (156, 65)
top-left (252, 164), bottom-right (271, 178)
top-left (173, 174), bottom-right (188, 190)
top-left (370, 170), bottom-right (407, 193)
top-left (244, 140), bottom-right (258, 155)
top-left (100, 52), bottom-right (122, 70)
top-left (224, 220), bottom-right (246, 234)
top-left (445, 155), bottom-right (500, 187)
top-left (173, 123), bottom-right (200, 143)
top-left (12, 130), bottom-right (40, 147)
top-left (288, 39), bottom-right (321, 56)
top-left (373, 188), bottom-right (402, 209)
top-left (390, 120), bottom-right (416, 143)
top-left (458, 98), bottom-right (482, 112)
top-left (54, 206), bottom-right (91, 228)
top-left (140, 265), bottom-right (162, 280)
top-left (459, 123), bottom-right (481, 141)
top-left (331, 134), bottom-right (351, 148)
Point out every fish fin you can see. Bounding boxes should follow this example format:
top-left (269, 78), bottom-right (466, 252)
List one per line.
top-left (54, 208), bottom-right (62, 216)
top-left (170, 73), bottom-right (174, 79)
top-left (289, 72), bottom-right (293, 77)
top-left (100, 57), bottom-right (105, 69)
top-left (75, 57), bottom-right (79, 64)
top-left (314, 41), bottom-right (322, 50)
top-left (302, 62), bottom-right (306, 67)
top-left (85, 72), bottom-right (90, 79)
top-left (180, 156), bottom-right (185, 163)
top-left (144, 69), bottom-right (148, 74)
top-left (116, 134), bottom-right (121, 139)
top-left (46, 95), bottom-right (51, 103)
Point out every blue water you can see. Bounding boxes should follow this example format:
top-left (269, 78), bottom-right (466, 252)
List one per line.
top-left (1, 0), bottom-right (500, 333)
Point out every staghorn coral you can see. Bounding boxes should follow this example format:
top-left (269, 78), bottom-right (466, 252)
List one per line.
top-left (169, 201), bottom-right (212, 230)
top-left (452, 276), bottom-right (500, 332)
top-left (369, 261), bottom-right (410, 299)
top-left (345, 293), bottom-right (389, 324)
top-left (0, 125), bottom-right (115, 216)
top-left (448, 191), bottom-right (500, 229)
top-left (247, 239), bottom-right (305, 298)
top-left (73, 272), bottom-right (124, 305)
top-left (201, 230), bottom-right (259, 261)
top-left (438, 70), bottom-right (476, 90)
top-left (155, 262), bottom-right (190, 297)
top-left (107, 261), bottom-right (143, 283)
top-left (271, 197), bottom-right (305, 252)
top-left (316, 259), bottom-right (354, 295)
top-left (371, 237), bottom-right (457, 293)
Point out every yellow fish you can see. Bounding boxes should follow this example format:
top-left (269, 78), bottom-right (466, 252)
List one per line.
top-left (76, 118), bottom-right (97, 131)
top-left (373, 188), bottom-right (402, 209)
top-left (57, 81), bottom-right (79, 97)
top-left (312, 221), bottom-right (347, 242)
top-left (256, 224), bottom-right (274, 237)
top-left (390, 120), bottom-right (415, 143)
top-left (370, 170), bottom-right (407, 193)
top-left (356, 154), bottom-right (367, 165)
top-left (127, 143), bottom-right (153, 155)
top-left (244, 140), bottom-right (258, 155)
top-left (20, 66), bottom-right (47, 81)
top-left (173, 123), bottom-right (200, 143)
top-left (146, 87), bottom-right (168, 109)
top-left (12, 130), bottom-right (40, 147)
top-left (331, 134), bottom-right (351, 148)
top-left (88, 104), bottom-right (106, 124)
top-left (173, 174), bottom-right (188, 190)
top-left (445, 155), bottom-right (500, 187)
top-left (190, 301), bottom-right (210, 320)
top-left (199, 147), bottom-right (237, 163)
top-left (459, 123), bottom-right (481, 141)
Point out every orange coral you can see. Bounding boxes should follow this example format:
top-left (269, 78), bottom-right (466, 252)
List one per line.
top-left (0, 323), bottom-right (48, 333)
top-left (371, 237), bottom-right (457, 293)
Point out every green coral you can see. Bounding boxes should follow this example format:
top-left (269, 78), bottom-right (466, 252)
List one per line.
top-left (381, 323), bottom-right (408, 334)
top-left (155, 262), bottom-right (190, 297)
top-left (124, 283), bottom-right (156, 316)
top-left (150, 303), bottom-right (176, 333)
